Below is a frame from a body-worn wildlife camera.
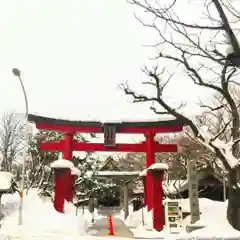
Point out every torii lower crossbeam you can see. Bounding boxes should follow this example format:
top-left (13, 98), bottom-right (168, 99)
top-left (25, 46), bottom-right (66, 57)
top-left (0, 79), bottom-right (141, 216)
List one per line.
top-left (40, 141), bottom-right (178, 152)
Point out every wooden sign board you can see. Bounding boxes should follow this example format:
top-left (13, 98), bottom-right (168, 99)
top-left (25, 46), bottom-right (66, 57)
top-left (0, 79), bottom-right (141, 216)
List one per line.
top-left (103, 124), bottom-right (116, 147)
top-left (187, 160), bottom-right (200, 224)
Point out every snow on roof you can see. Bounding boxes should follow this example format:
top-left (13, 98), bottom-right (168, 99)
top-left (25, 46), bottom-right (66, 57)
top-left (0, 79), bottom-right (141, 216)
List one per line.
top-left (98, 156), bottom-right (120, 171)
top-left (101, 116), bottom-right (176, 123)
top-left (0, 172), bottom-right (13, 191)
top-left (29, 111), bottom-right (176, 123)
top-left (148, 163), bottom-right (169, 171)
top-left (50, 159), bottom-right (81, 176)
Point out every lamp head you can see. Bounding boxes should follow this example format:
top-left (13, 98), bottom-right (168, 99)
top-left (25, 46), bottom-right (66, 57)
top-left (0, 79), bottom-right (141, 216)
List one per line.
top-left (12, 68), bottom-right (21, 77)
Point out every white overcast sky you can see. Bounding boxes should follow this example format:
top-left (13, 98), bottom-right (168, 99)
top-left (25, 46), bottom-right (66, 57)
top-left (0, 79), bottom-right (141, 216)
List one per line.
top-left (0, 0), bottom-right (217, 156)
top-left (0, 0), bottom-right (212, 118)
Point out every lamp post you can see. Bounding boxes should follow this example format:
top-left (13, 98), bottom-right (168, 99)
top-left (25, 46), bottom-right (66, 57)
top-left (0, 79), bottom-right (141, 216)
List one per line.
top-left (12, 68), bottom-right (29, 225)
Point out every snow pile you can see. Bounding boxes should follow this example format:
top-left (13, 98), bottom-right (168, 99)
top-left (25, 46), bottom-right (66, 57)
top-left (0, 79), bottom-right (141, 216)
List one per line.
top-left (1, 192), bottom-right (21, 218)
top-left (179, 197), bottom-right (216, 213)
top-left (125, 207), bottom-right (153, 230)
top-left (0, 172), bottom-right (13, 191)
top-left (190, 200), bottom-right (240, 238)
top-left (125, 198), bottom-right (240, 238)
top-left (0, 189), bottom-right (88, 238)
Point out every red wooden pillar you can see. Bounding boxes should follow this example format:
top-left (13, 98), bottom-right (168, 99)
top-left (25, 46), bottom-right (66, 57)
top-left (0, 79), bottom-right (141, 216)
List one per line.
top-left (53, 168), bottom-right (69, 213)
top-left (63, 133), bottom-right (74, 202)
top-left (145, 132), bottom-right (155, 211)
top-left (149, 168), bottom-right (165, 231)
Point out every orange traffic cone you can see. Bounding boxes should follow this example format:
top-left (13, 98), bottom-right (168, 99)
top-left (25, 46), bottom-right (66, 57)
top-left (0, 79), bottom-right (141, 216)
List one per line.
top-left (108, 215), bottom-right (115, 235)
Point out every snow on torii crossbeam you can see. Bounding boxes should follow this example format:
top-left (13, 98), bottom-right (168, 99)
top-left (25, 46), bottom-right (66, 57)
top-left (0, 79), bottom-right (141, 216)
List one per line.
top-left (28, 114), bottom-right (184, 231)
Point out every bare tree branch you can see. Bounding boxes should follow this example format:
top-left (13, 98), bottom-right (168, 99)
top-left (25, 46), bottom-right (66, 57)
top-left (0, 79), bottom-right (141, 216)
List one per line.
top-left (123, 0), bottom-right (240, 180)
top-left (129, 0), bottom-right (224, 30)
top-left (0, 111), bottom-right (25, 171)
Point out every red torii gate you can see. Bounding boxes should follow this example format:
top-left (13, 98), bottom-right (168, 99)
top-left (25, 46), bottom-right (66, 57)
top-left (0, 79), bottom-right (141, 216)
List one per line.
top-left (28, 114), bottom-right (184, 231)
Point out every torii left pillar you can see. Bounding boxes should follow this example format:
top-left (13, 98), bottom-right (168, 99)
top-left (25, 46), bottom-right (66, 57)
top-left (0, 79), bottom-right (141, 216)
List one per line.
top-left (63, 133), bottom-right (74, 202)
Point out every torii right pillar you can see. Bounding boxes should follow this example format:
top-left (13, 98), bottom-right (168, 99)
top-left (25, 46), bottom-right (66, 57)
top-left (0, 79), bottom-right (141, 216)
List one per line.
top-left (148, 163), bottom-right (168, 232)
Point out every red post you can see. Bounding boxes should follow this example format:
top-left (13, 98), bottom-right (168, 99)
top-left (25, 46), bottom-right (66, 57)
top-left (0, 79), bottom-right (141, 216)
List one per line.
top-left (150, 170), bottom-right (164, 231)
top-left (53, 168), bottom-right (69, 213)
top-left (63, 133), bottom-right (74, 202)
top-left (108, 215), bottom-right (115, 235)
top-left (145, 132), bottom-right (155, 211)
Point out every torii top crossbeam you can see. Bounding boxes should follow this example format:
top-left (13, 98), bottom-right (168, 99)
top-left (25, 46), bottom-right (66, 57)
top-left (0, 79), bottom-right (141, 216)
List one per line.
top-left (28, 114), bottom-right (184, 134)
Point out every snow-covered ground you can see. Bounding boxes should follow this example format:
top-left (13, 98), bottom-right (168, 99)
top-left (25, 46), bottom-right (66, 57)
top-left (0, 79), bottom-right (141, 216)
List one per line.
top-left (0, 190), bottom-right (130, 240)
top-left (0, 190), bottom-right (88, 239)
top-left (0, 190), bottom-right (239, 239)
top-left (125, 198), bottom-right (240, 239)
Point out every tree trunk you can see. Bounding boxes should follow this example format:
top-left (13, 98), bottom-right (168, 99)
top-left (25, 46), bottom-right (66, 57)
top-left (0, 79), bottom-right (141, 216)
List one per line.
top-left (227, 169), bottom-right (240, 230)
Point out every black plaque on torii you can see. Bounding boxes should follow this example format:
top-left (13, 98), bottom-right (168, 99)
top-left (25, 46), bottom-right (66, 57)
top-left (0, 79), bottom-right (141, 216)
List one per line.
top-left (102, 123), bottom-right (117, 148)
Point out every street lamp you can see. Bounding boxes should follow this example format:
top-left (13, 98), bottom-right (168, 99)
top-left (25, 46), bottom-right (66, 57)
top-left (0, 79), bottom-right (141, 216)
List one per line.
top-left (12, 68), bottom-right (29, 225)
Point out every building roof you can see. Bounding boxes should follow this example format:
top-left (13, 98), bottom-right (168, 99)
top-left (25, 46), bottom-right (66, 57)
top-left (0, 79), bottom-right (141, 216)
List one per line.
top-left (28, 114), bottom-right (184, 128)
top-left (98, 156), bottom-right (121, 171)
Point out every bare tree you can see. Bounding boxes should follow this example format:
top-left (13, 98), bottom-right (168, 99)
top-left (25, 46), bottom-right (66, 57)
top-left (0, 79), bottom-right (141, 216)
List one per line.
top-left (0, 111), bottom-right (25, 171)
top-left (198, 83), bottom-right (240, 142)
top-left (118, 134), bottom-right (215, 179)
top-left (26, 130), bottom-right (63, 190)
top-left (121, 0), bottom-right (240, 230)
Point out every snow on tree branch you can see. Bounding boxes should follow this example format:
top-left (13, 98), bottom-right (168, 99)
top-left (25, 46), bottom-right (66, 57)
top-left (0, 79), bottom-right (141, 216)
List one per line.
top-left (197, 125), bottom-right (240, 169)
top-left (211, 137), bottom-right (240, 169)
